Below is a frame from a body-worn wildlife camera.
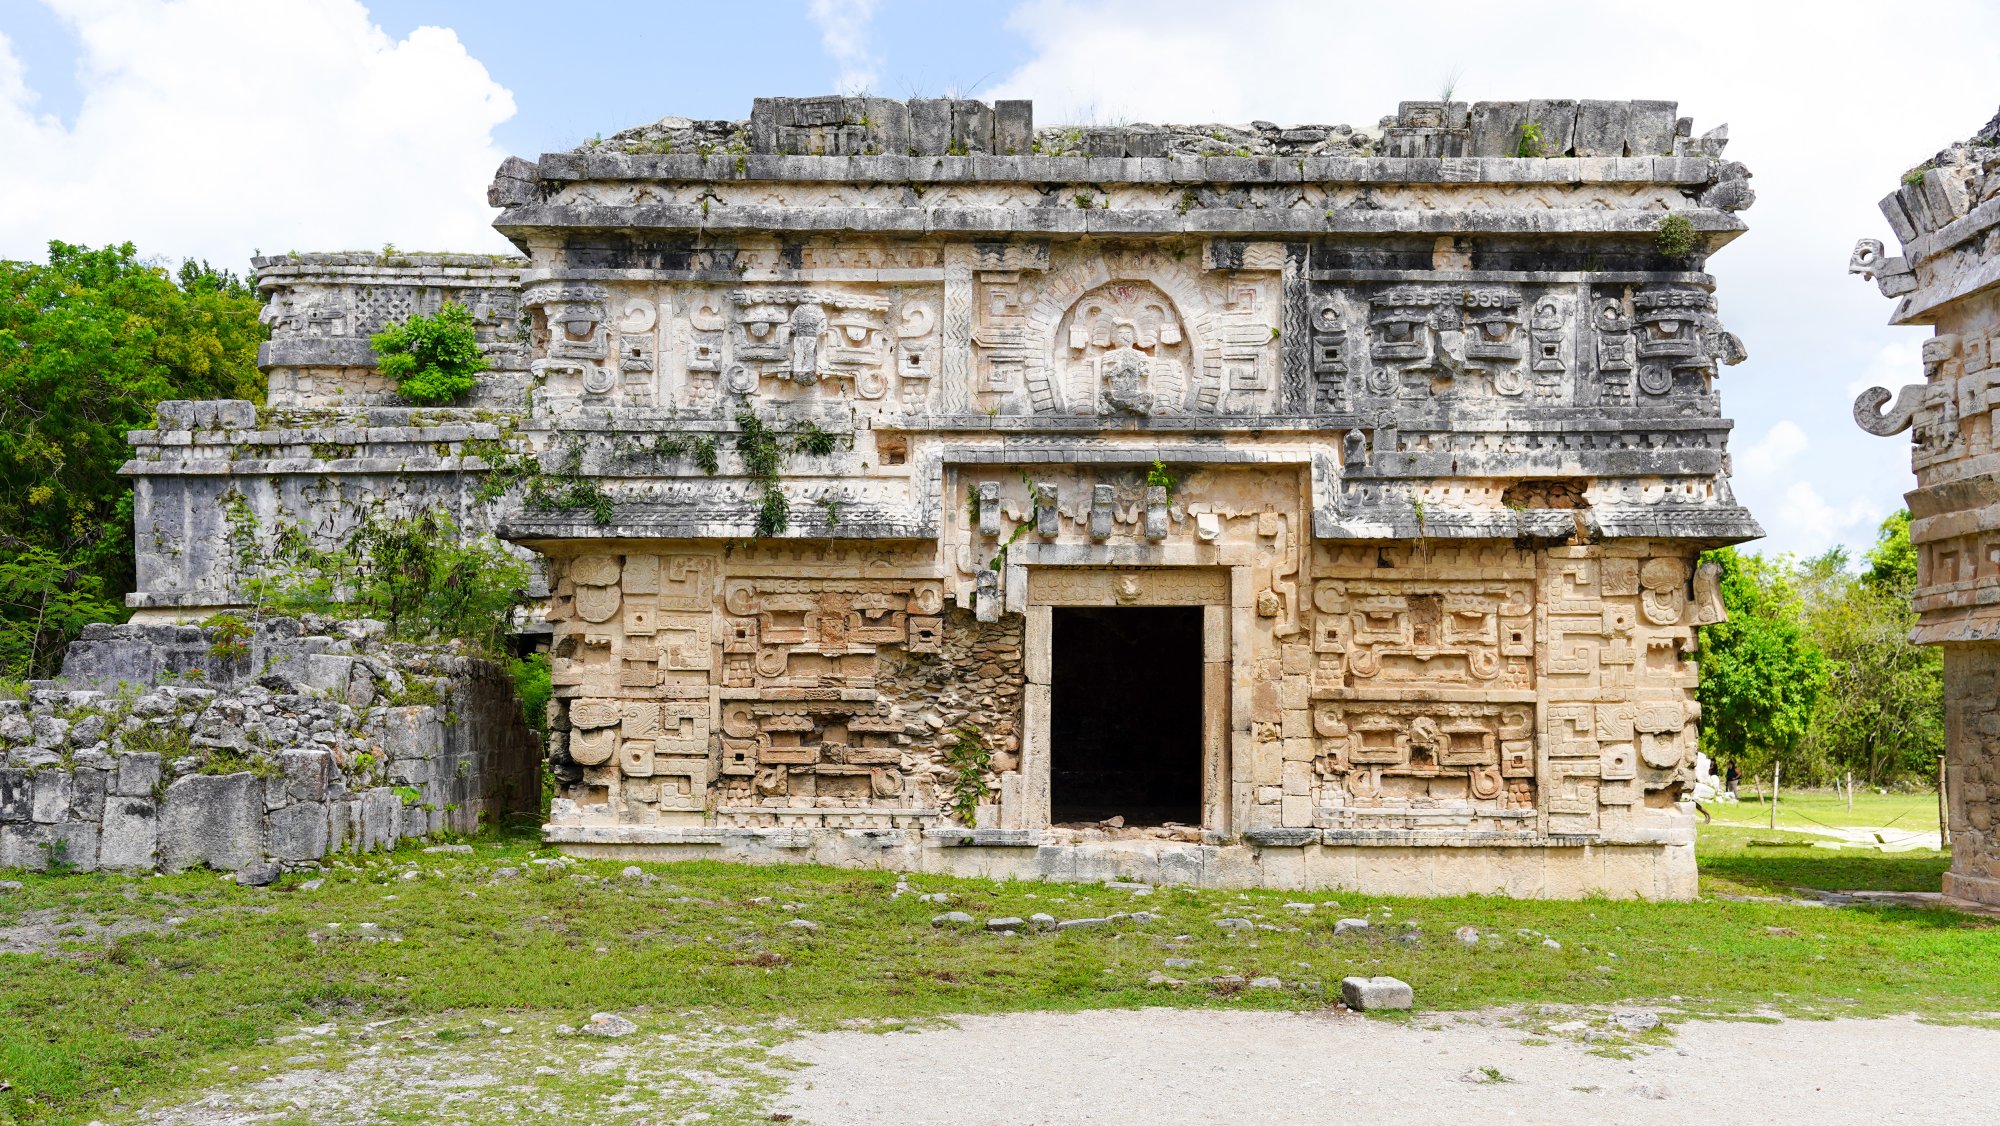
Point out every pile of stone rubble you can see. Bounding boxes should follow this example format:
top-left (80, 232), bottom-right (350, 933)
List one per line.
top-left (0, 617), bottom-right (540, 872)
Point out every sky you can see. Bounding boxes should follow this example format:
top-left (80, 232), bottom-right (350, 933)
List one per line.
top-left (3, 0), bottom-right (1996, 562)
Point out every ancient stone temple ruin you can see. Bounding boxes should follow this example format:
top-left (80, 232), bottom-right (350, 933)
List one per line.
top-left (124, 96), bottom-right (1759, 896)
top-left (1851, 106), bottom-right (2000, 906)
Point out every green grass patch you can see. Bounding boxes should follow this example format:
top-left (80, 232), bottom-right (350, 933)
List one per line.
top-left (0, 828), bottom-right (1988, 1124)
top-left (1706, 788), bottom-right (1939, 835)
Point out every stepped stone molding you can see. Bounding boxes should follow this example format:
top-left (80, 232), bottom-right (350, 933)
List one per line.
top-left (1850, 106), bottom-right (2000, 906)
top-left (117, 95), bottom-right (1767, 896)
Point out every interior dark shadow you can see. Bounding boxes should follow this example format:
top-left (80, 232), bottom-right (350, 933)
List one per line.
top-left (1050, 606), bottom-right (1204, 827)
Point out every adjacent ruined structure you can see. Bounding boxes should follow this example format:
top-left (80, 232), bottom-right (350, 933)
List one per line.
top-left (1851, 107), bottom-right (2000, 906)
top-left (123, 96), bottom-right (1759, 897)
top-left (3, 619), bottom-right (540, 871)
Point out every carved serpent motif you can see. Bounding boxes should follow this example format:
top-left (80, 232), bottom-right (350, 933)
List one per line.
top-left (1853, 384), bottom-right (1925, 436)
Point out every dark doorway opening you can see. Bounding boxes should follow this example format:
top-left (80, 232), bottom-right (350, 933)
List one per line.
top-left (1050, 606), bottom-right (1204, 826)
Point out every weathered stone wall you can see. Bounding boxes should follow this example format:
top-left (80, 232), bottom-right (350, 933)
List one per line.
top-left (1943, 644), bottom-right (2000, 902)
top-left (1851, 106), bottom-right (2000, 906)
top-left (118, 94), bottom-right (1765, 896)
top-left (0, 619), bottom-right (540, 873)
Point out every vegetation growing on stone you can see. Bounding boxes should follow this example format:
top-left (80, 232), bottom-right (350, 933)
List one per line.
top-left (942, 725), bottom-right (994, 825)
top-left (231, 505), bottom-right (533, 657)
top-left (369, 301), bottom-right (489, 405)
top-left (202, 612), bottom-right (253, 663)
top-left (1655, 213), bottom-right (1700, 258)
top-left (1514, 121), bottom-right (1549, 157)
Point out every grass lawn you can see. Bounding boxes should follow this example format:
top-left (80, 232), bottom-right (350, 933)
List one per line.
top-left (1705, 787), bottom-right (1941, 836)
top-left (0, 823), bottom-right (1977, 1125)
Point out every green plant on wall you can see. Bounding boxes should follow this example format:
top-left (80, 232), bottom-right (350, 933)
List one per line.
top-left (734, 409), bottom-right (849, 538)
top-left (1515, 121), bottom-right (1549, 158)
top-left (232, 504), bottom-right (533, 657)
top-left (736, 409), bottom-right (791, 537)
top-left (202, 612), bottom-right (252, 663)
top-left (942, 726), bottom-right (993, 825)
top-left (370, 301), bottom-right (490, 405)
top-left (466, 437), bottom-right (615, 525)
top-left (1146, 459), bottom-right (1176, 492)
top-left (1656, 213), bottom-right (1700, 259)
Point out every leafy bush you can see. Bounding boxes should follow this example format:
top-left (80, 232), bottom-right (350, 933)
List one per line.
top-left (370, 302), bottom-right (489, 405)
top-left (942, 726), bottom-right (993, 826)
top-left (1696, 547), bottom-right (1826, 775)
top-left (203, 612), bottom-right (253, 662)
top-left (247, 506), bottom-right (533, 656)
top-left (0, 548), bottom-right (120, 679)
top-left (1656, 214), bottom-right (1699, 258)
top-left (509, 652), bottom-right (552, 736)
top-left (1699, 512), bottom-right (1945, 787)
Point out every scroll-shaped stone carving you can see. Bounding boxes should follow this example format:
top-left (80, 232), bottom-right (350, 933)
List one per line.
top-left (1366, 286), bottom-right (1526, 399)
top-left (1854, 383), bottom-right (1926, 436)
top-left (1848, 237), bottom-right (1918, 298)
top-left (1638, 556), bottom-right (1687, 627)
top-left (1684, 559), bottom-right (1726, 626)
top-left (524, 282), bottom-right (612, 396)
top-left (725, 287), bottom-right (894, 399)
top-left (1632, 288), bottom-right (1744, 396)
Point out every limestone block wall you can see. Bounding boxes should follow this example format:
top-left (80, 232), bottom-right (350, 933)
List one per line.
top-left (1851, 106), bottom-right (2000, 905)
top-left (1943, 645), bottom-right (2000, 901)
top-left (254, 252), bottom-right (530, 411)
top-left (117, 93), bottom-right (1770, 895)
top-left (123, 404), bottom-right (527, 619)
top-left (0, 620), bottom-right (540, 872)
top-left (530, 533), bottom-right (1715, 842)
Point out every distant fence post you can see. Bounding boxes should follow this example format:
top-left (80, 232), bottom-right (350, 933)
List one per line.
top-left (1770, 763), bottom-right (1781, 830)
top-left (1939, 755), bottom-right (1951, 848)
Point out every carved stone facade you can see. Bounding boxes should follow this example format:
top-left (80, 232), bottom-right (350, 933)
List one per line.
top-left (1851, 106), bottom-right (2000, 906)
top-left (124, 96), bottom-right (1762, 897)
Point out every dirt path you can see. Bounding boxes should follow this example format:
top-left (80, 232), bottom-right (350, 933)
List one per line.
top-left (776, 1009), bottom-right (1997, 1125)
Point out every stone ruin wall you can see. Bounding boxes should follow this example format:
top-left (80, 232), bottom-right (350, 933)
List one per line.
top-left (1, 620), bottom-right (541, 873)
top-left (116, 95), bottom-right (1762, 896)
top-left (1851, 106), bottom-right (2000, 905)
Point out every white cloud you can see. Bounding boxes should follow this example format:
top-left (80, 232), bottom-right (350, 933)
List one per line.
top-left (807, 0), bottom-right (881, 96)
top-left (0, 0), bottom-right (517, 270)
top-left (1770, 481), bottom-right (1882, 556)
top-left (1738, 420), bottom-right (1808, 480)
top-left (992, 0), bottom-right (2000, 559)
top-left (1846, 337), bottom-right (1924, 400)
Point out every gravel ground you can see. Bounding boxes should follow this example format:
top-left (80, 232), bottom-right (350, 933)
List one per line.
top-left (776, 1008), bottom-right (2000, 1125)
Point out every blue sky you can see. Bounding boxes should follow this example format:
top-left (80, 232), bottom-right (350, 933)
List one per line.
top-left (4, 0), bottom-right (1998, 562)
top-left (0, 0), bottom-right (1032, 155)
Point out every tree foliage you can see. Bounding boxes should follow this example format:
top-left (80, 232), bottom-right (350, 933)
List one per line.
top-left (1695, 547), bottom-right (1827, 776)
top-left (370, 302), bottom-right (488, 404)
top-left (1697, 512), bottom-right (1945, 786)
top-left (0, 241), bottom-right (264, 677)
top-left (1796, 513), bottom-right (1943, 785)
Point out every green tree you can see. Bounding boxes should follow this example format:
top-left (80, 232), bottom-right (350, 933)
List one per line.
top-left (1695, 547), bottom-right (1827, 778)
top-left (1862, 508), bottom-right (1919, 594)
top-left (370, 302), bottom-right (488, 404)
top-left (0, 241), bottom-right (264, 676)
top-left (1797, 512), bottom-right (1942, 785)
